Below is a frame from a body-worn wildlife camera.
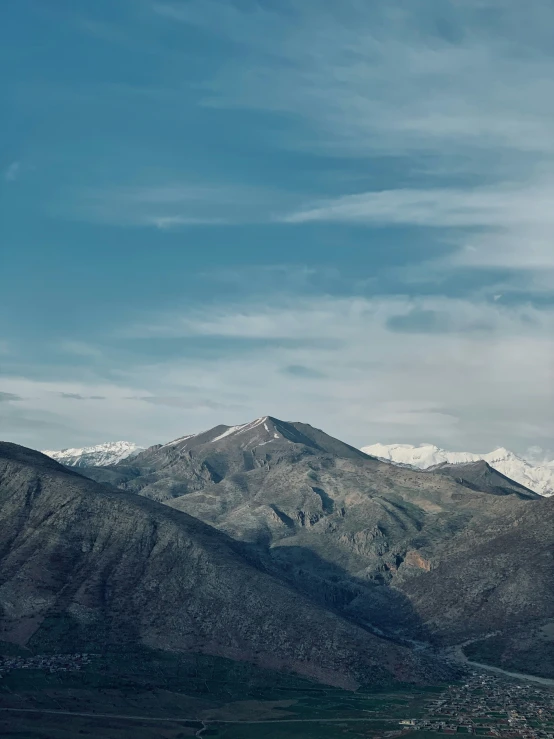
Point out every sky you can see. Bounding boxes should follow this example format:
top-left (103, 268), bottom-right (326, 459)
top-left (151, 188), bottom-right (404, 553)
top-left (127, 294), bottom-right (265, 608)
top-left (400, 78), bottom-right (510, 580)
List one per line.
top-left (1, 0), bottom-right (554, 457)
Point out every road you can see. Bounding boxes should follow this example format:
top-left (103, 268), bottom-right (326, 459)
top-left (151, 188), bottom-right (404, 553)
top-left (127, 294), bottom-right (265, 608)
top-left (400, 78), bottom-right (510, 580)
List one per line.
top-left (0, 706), bottom-right (402, 725)
top-left (450, 640), bottom-right (554, 687)
top-left (463, 658), bottom-right (554, 687)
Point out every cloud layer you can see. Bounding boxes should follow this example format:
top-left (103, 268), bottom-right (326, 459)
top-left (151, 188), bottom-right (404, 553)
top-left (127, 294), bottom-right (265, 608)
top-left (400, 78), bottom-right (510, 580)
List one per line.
top-left (2, 294), bottom-right (553, 454)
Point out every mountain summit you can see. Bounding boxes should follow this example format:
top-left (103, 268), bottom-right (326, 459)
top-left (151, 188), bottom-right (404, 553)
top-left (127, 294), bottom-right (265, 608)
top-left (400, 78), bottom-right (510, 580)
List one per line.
top-left (84, 416), bottom-right (370, 502)
top-left (361, 442), bottom-right (554, 497)
top-left (157, 416), bottom-right (369, 459)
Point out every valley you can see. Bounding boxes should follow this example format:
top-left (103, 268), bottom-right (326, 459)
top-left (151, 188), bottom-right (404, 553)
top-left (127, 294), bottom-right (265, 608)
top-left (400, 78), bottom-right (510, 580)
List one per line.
top-left (2, 648), bottom-right (554, 739)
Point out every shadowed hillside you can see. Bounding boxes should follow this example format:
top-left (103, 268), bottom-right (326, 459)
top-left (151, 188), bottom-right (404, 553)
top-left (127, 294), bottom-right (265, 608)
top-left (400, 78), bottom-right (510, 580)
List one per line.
top-left (0, 441), bottom-right (456, 690)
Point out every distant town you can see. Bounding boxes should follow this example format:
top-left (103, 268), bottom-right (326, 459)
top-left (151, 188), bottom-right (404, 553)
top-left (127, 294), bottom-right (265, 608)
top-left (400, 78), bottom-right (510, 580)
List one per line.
top-left (0, 653), bottom-right (92, 677)
top-left (396, 671), bottom-right (554, 739)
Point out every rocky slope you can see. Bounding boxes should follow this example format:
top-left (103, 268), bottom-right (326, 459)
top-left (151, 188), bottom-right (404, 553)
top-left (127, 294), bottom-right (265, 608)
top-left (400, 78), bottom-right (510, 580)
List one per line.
top-left (79, 416), bottom-right (549, 675)
top-left (362, 443), bottom-right (554, 497)
top-left (397, 493), bottom-right (554, 676)
top-left (0, 441), bottom-right (453, 689)
top-left (42, 441), bottom-right (144, 467)
top-left (430, 460), bottom-right (538, 499)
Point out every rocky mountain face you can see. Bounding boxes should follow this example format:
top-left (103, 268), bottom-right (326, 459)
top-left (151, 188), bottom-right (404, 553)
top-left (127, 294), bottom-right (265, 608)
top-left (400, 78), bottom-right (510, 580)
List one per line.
top-left (362, 442), bottom-right (554, 497)
top-left (42, 441), bottom-right (144, 467)
top-left (79, 417), bottom-right (552, 676)
top-left (397, 494), bottom-right (554, 676)
top-left (0, 441), bottom-right (454, 690)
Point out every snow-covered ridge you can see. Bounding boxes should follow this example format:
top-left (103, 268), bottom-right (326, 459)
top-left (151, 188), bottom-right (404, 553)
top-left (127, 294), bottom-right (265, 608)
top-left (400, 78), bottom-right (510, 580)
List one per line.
top-left (42, 441), bottom-right (144, 468)
top-left (362, 442), bottom-right (554, 497)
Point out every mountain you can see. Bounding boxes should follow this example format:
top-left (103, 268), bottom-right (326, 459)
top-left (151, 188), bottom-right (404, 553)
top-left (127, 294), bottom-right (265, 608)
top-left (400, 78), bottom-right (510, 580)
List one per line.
top-left (0, 441), bottom-right (453, 690)
top-left (361, 443), bottom-right (554, 497)
top-left (429, 460), bottom-right (538, 499)
top-left (82, 416), bottom-right (370, 502)
top-left (42, 440), bottom-right (145, 467)
top-left (78, 416), bottom-right (553, 678)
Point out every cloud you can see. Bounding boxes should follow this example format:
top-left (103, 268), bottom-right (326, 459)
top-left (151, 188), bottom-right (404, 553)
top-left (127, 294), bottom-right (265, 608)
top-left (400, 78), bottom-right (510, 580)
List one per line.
top-left (57, 392), bottom-right (106, 400)
top-left (130, 395), bottom-right (235, 410)
top-left (148, 1), bottom-right (554, 281)
top-left (285, 184), bottom-right (554, 273)
top-left (4, 293), bottom-right (550, 453)
top-left (0, 391), bottom-right (23, 402)
top-left (386, 308), bottom-right (492, 335)
top-left (118, 295), bottom-right (553, 453)
top-left (152, 1), bottom-right (554, 160)
top-left (281, 365), bottom-right (326, 379)
top-left (59, 341), bottom-right (104, 359)
top-left (55, 182), bottom-right (282, 228)
top-left (4, 162), bottom-right (21, 182)
top-left (285, 185), bottom-right (554, 229)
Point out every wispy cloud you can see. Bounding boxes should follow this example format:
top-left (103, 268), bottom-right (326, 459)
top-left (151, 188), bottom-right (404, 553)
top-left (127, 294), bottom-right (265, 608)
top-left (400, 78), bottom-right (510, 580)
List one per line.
top-left (0, 391), bottom-right (23, 402)
top-left (55, 182), bottom-right (282, 228)
top-left (285, 185), bottom-right (554, 229)
top-left (285, 183), bottom-right (554, 271)
top-left (4, 161), bottom-right (21, 182)
top-left (152, 1), bottom-right (554, 160)
top-left (130, 395), bottom-right (237, 410)
top-left (149, 0), bottom-right (554, 279)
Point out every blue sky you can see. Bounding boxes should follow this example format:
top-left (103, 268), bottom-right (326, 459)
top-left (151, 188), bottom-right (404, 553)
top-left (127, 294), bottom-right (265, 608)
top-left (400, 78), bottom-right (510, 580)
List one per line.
top-left (1, 0), bottom-right (554, 455)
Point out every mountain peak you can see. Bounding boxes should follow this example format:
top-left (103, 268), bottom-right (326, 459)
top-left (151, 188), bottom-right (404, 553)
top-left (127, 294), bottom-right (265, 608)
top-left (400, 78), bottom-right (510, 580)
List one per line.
top-left (485, 447), bottom-right (516, 461)
top-left (157, 416), bottom-right (369, 462)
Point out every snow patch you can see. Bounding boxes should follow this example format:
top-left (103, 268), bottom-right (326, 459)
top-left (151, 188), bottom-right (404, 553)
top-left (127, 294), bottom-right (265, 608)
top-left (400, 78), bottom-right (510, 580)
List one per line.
top-left (210, 423), bottom-right (250, 443)
top-left (210, 417), bottom-right (270, 443)
top-left (163, 434), bottom-right (195, 447)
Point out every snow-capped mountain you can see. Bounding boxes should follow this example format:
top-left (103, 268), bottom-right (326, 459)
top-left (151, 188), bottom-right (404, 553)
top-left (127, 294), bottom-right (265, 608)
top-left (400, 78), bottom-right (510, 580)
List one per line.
top-left (42, 441), bottom-right (145, 468)
top-left (361, 442), bottom-right (554, 497)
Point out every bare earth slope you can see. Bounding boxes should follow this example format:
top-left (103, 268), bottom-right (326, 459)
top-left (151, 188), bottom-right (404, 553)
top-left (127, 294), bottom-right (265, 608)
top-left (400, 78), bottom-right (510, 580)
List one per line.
top-left (0, 441), bottom-right (453, 689)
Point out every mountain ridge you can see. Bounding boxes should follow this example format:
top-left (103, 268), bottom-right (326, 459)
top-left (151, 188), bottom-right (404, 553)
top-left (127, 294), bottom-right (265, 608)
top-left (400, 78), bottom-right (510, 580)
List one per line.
top-left (42, 440), bottom-right (145, 467)
top-left (361, 442), bottom-right (554, 497)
